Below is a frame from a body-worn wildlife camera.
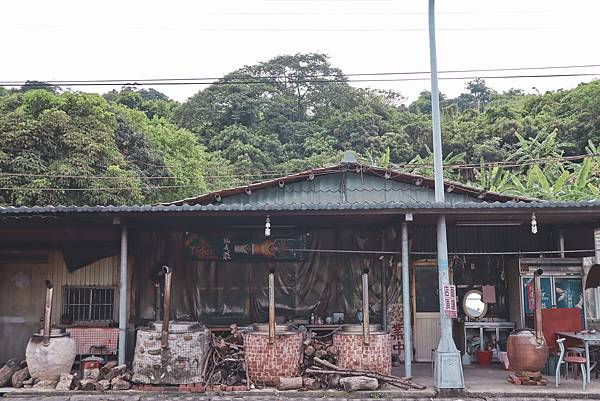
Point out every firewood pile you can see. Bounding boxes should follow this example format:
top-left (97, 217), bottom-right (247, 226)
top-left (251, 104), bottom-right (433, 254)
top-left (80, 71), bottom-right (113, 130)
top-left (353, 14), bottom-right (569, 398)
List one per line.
top-left (204, 324), bottom-right (249, 389)
top-left (305, 357), bottom-right (426, 391)
top-left (0, 359), bottom-right (134, 391)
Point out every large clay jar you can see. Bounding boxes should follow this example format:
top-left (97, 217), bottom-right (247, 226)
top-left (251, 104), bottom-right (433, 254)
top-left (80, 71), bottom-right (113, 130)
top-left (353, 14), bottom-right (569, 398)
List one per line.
top-left (26, 329), bottom-right (77, 381)
top-left (507, 329), bottom-right (548, 372)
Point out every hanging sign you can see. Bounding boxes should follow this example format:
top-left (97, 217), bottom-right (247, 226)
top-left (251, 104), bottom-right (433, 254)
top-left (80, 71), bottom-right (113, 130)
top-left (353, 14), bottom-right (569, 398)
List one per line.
top-left (442, 284), bottom-right (458, 318)
top-left (527, 279), bottom-right (536, 312)
top-left (184, 234), bottom-right (305, 262)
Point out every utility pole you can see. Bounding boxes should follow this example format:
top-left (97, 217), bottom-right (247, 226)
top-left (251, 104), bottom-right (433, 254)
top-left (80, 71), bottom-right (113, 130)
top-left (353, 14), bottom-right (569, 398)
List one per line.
top-left (428, 0), bottom-right (464, 389)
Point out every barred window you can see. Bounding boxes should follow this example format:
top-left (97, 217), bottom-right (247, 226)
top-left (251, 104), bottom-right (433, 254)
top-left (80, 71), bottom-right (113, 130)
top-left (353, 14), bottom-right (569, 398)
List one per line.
top-left (62, 287), bottom-right (115, 323)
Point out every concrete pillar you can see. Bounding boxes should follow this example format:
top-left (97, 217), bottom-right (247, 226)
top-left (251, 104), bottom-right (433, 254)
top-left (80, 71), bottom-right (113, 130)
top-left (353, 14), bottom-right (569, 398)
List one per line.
top-left (118, 225), bottom-right (128, 365)
top-left (401, 222), bottom-right (413, 378)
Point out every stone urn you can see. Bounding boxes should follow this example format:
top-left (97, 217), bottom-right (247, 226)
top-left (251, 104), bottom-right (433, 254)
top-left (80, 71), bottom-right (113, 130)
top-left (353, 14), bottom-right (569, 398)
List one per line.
top-left (26, 328), bottom-right (77, 381)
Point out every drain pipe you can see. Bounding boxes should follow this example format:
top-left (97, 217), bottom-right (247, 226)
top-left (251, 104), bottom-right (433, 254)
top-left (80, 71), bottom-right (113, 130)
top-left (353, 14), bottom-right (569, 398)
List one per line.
top-left (154, 281), bottom-right (161, 321)
top-left (534, 269), bottom-right (544, 342)
top-left (161, 265), bottom-right (172, 348)
top-left (43, 280), bottom-right (54, 346)
top-left (362, 268), bottom-right (370, 345)
top-left (268, 268), bottom-right (276, 344)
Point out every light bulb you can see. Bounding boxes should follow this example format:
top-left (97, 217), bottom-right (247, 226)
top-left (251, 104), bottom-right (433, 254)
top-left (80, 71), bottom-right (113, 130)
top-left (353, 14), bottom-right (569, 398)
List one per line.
top-left (531, 213), bottom-right (538, 234)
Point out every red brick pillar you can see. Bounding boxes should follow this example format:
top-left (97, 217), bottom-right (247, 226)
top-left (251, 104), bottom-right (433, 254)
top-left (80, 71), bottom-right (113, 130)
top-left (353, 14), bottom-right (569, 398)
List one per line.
top-left (333, 333), bottom-right (392, 375)
top-left (244, 332), bottom-right (303, 385)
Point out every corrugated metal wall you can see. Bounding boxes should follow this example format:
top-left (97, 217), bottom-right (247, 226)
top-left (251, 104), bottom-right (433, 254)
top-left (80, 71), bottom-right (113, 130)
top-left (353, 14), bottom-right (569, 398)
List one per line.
top-left (47, 251), bottom-right (120, 325)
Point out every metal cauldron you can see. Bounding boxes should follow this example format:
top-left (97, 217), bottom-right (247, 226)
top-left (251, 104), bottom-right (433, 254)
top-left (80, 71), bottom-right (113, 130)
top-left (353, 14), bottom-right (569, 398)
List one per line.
top-left (507, 329), bottom-right (549, 372)
top-left (507, 269), bottom-right (549, 373)
top-left (25, 281), bottom-right (76, 381)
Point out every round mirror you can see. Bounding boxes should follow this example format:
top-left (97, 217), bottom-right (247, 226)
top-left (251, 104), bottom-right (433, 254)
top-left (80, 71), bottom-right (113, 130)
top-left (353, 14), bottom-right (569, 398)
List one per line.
top-left (463, 289), bottom-right (487, 319)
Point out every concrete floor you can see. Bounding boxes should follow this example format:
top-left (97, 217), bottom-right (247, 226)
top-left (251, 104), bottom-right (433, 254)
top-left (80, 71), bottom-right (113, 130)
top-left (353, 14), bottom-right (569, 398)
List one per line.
top-left (2, 362), bottom-right (599, 400)
top-left (395, 361), bottom-right (600, 398)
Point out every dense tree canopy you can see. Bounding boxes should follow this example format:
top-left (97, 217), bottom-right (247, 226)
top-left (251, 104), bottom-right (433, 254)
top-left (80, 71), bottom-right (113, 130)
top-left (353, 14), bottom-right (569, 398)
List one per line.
top-left (1, 53), bottom-right (599, 206)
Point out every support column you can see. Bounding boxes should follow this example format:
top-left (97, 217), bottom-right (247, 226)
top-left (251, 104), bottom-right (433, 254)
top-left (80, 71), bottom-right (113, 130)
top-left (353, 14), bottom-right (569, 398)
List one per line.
top-left (428, 0), bottom-right (464, 389)
top-left (118, 225), bottom-right (128, 366)
top-left (401, 222), bottom-right (412, 378)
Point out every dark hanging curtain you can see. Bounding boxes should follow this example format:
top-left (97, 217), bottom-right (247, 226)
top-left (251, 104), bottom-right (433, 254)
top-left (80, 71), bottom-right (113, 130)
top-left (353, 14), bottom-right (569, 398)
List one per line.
top-left (134, 227), bottom-right (403, 326)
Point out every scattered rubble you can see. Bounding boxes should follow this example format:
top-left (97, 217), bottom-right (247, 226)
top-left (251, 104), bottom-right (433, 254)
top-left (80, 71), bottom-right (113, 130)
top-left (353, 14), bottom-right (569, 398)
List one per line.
top-left (55, 373), bottom-right (76, 391)
top-left (0, 358), bottom-right (136, 391)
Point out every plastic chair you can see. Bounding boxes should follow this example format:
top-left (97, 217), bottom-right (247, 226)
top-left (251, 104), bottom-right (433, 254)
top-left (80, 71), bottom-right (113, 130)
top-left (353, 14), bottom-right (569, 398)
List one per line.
top-left (556, 338), bottom-right (587, 390)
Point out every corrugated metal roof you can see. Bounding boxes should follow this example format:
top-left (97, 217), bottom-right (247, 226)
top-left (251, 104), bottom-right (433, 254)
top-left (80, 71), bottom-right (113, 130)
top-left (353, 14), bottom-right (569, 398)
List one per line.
top-left (1, 200), bottom-right (600, 215)
top-left (164, 163), bottom-right (535, 206)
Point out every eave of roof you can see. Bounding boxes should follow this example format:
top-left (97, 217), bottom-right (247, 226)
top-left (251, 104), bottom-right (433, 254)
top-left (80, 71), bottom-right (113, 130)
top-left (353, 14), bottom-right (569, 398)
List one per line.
top-left (2, 200), bottom-right (600, 216)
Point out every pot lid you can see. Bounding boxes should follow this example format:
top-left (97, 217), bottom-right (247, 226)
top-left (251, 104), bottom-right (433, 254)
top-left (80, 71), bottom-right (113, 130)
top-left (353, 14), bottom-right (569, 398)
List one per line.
top-left (340, 324), bottom-right (385, 334)
top-left (250, 323), bottom-right (298, 334)
top-left (148, 321), bottom-right (204, 333)
top-left (32, 328), bottom-right (70, 338)
top-left (82, 356), bottom-right (105, 364)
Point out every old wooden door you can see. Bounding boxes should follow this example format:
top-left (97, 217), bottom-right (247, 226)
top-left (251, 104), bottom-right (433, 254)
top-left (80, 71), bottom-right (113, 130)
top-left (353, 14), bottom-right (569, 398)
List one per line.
top-left (413, 261), bottom-right (441, 362)
top-left (0, 262), bottom-right (48, 363)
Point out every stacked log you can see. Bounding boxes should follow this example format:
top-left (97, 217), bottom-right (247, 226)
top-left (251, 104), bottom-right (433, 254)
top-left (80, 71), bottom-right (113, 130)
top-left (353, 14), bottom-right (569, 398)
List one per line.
top-left (305, 357), bottom-right (425, 391)
top-left (204, 326), bottom-right (248, 388)
top-left (302, 338), bottom-right (338, 369)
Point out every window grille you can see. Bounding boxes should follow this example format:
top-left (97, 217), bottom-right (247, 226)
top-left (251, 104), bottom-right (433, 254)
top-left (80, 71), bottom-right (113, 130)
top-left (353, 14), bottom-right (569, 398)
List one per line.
top-left (62, 287), bottom-right (115, 322)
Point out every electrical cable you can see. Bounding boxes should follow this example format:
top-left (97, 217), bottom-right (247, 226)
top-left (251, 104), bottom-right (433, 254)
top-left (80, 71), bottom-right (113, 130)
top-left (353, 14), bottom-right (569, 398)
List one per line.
top-left (2, 71), bottom-right (600, 87)
top-left (1, 153), bottom-right (597, 181)
top-left (5, 63), bottom-right (599, 85)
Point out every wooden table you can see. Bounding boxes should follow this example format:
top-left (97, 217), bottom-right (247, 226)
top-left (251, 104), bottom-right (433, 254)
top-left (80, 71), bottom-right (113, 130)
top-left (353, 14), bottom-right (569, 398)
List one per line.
top-left (556, 331), bottom-right (600, 383)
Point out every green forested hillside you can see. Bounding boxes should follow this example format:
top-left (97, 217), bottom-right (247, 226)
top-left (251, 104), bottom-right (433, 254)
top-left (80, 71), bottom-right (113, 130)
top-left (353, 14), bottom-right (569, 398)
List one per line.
top-left (1, 53), bottom-right (599, 206)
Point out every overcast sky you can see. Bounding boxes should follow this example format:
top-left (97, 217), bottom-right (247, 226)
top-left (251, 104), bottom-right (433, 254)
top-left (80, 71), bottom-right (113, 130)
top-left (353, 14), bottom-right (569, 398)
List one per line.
top-left (1, 0), bottom-right (599, 103)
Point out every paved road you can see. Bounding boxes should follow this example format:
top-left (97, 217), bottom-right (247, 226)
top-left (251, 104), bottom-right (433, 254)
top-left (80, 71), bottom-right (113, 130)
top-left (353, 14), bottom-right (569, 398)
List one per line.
top-left (3, 396), bottom-right (600, 401)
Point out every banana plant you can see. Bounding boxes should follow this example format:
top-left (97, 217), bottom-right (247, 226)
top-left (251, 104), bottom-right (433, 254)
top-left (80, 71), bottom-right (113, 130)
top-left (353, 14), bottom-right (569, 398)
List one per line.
top-left (402, 146), bottom-right (465, 181)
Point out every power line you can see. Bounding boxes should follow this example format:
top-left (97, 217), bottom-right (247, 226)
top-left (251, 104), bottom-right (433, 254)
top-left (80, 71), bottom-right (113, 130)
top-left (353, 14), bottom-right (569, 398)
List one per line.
top-left (2, 72), bottom-right (599, 88)
top-left (0, 154), bottom-right (597, 187)
top-left (14, 24), bottom-right (556, 33)
top-left (3, 63), bottom-right (599, 85)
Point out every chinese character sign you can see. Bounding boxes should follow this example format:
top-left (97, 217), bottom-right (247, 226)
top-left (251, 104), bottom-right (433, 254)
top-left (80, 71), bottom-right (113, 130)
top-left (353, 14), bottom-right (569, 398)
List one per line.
top-left (184, 234), bottom-right (305, 262)
top-left (442, 284), bottom-right (457, 318)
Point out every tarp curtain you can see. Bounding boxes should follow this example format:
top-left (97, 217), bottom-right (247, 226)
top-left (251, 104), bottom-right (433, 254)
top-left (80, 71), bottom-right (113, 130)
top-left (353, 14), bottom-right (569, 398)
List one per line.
top-left (134, 227), bottom-right (403, 325)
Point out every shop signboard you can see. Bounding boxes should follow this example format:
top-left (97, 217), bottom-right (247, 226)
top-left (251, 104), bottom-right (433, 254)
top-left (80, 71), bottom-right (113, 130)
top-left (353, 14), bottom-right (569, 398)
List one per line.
top-left (522, 277), bottom-right (553, 315)
top-left (184, 234), bottom-right (305, 262)
top-left (554, 277), bottom-right (583, 309)
top-left (442, 284), bottom-right (457, 318)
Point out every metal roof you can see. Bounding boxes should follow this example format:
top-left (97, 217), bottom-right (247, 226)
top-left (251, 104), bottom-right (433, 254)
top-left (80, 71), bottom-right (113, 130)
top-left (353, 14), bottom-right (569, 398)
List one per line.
top-left (2, 200), bottom-right (600, 215)
top-left (164, 163), bottom-right (534, 206)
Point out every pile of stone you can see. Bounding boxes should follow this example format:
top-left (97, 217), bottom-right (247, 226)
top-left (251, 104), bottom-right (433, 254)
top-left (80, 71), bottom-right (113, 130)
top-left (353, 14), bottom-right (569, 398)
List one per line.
top-left (0, 359), bottom-right (134, 391)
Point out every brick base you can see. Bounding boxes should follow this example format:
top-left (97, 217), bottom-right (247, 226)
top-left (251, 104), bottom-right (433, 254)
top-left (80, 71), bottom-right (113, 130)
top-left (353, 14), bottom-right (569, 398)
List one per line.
top-left (244, 332), bottom-right (302, 385)
top-left (332, 333), bottom-right (392, 375)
